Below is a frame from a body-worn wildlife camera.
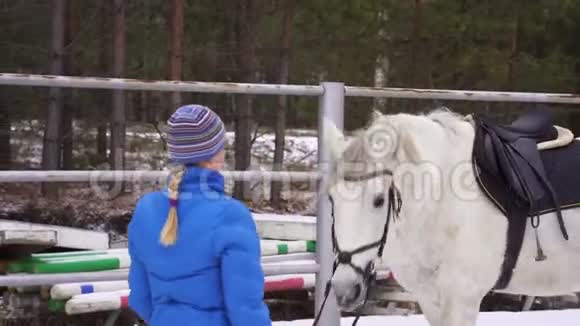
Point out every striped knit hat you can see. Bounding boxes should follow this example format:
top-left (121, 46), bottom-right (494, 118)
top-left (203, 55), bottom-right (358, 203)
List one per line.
top-left (167, 104), bottom-right (226, 165)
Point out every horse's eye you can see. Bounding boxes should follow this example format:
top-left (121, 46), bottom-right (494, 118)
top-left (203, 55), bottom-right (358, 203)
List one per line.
top-left (373, 194), bottom-right (385, 208)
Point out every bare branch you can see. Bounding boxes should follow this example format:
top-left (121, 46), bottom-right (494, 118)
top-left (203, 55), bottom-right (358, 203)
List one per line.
top-left (250, 122), bottom-right (266, 147)
top-left (151, 122), bottom-right (167, 151)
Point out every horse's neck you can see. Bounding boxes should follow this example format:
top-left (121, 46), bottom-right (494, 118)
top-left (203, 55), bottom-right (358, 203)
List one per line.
top-left (385, 118), bottom-right (477, 257)
top-left (379, 116), bottom-right (500, 279)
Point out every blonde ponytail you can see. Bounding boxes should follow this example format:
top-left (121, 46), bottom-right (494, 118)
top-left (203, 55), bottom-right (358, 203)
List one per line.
top-left (160, 165), bottom-right (186, 246)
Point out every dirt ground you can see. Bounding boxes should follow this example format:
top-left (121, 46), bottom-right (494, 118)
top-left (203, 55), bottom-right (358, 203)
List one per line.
top-left (0, 182), bottom-right (316, 324)
top-left (0, 182), bottom-right (309, 241)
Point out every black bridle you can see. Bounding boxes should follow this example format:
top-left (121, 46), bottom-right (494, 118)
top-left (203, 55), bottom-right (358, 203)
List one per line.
top-left (312, 168), bottom-right (402, 326)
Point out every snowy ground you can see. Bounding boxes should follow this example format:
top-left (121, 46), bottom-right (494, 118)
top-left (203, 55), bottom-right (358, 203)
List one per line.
top-left (10, 120), bottom-right (320, 170)
top-left (273, 309), bottom-right (580, 326)
top-left (1, 120), bottom-right (323, 242)
top-left (5, 121), bottom-right (324, 218)
top-left (8, 120), bottom-right (320, 207)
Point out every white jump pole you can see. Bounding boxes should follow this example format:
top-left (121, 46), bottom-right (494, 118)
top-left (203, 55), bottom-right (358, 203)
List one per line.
top-left (315, 82), bottom-right (344, 326)
top-left (0, 261), bottom-right (319, 287)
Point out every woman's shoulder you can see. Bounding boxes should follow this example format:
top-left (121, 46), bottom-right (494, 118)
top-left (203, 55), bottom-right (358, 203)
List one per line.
top-left (200, 194), bottom-right (254, 232)
top-left (212, 198), bottom-right (260, 254)
top-left (128, 191), bottom-right (168, 225)
top-left (221, 197), bottom-right (253, 220)
top-left (133, 190), bottom-right (168, 211)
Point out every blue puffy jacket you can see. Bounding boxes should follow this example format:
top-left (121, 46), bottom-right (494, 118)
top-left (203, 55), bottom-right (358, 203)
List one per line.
top-left (127, 166), bottom-right (271, 326)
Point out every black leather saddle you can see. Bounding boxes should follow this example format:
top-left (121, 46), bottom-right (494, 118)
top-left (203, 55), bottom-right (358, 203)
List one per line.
top-left (471, 107), bottom-right (569, 290)
top-left (474, 108), bottom-right (562, 206)
top-left (502, 109), bottom-right (558, 142)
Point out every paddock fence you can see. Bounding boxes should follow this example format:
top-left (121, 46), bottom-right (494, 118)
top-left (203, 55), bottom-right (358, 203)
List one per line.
top-left (2, 73), bottom-right (580, 326)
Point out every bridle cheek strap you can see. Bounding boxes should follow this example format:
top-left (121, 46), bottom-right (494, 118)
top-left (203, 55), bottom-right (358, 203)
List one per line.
top-left (313, 174), bottom-right (402, 326)
top-left (331, 183), bottom-right (401, 278)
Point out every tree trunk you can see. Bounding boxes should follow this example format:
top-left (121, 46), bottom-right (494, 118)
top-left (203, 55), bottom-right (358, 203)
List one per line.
top-left (0, 93), bottom-right (10, 170)
top-left (408, 0), bottom-right (423, 111)
top-left (140, 1), bottom-right (150, 123)
top-left (95, 1), bottom-right (110, 164)
top-left (110, 0), bottom-right (126, 171)
top-left (61, 0), bottom-right (78, 170)
top-left (97, 124), bottom-right (107, 161)
top-left (503, 6), bottom-right (521, 116)
top-left (270, 0), bottom-right (294, 209)
top-left (506, 12), bottom-right (520, 91)
top-left (233, 0), bottom-right (259, 200)
top-left (373, 54), bottom-right (390, 107)
top-left (167, 0), bottom-right (184, 112)
top-left (373, 10), bottom-right (389, 112)
top-left (410, 0), bottom-right (422, 87)
top-left (201, 38), bottom-right (219, 111)
top-left (61, 106), bottom-right (73, 169)
top-left (42, 0), bottom-right (66, 194)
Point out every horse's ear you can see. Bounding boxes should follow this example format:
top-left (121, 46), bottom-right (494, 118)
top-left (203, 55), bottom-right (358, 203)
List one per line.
top-left (395, 127), bottom-right (422, 163)
top-left (371, 109), bottom-right (383, 121)
top-left (322, 117), bottom-right (347, 161)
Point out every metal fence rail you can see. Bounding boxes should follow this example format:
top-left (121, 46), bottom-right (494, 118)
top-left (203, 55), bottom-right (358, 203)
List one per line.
top-left (2, 73), bottom-right (580, 103)
top-left (0, 73), bottom-right (323, 96)
top-left (0, 170), bottom-right (321, 183)
top-left (344, 86), bottom-right (580, 104)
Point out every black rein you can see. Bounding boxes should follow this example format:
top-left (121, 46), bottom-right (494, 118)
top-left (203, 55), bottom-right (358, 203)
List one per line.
top-left (312, 168), bottom-right (402, 326)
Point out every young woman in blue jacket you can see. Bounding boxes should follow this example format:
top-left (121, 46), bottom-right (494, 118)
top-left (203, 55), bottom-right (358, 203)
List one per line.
top-left (127, 104), bottom-right (271, 326)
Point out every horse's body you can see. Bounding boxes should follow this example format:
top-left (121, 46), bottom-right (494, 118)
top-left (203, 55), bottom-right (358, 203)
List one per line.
top-left (322, 109), bottom-right (580, 326)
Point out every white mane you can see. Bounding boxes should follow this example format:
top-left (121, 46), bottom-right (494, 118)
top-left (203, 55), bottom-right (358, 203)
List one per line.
top-left (425, 107), bottom-right (470, 132)
top-left (331, 107), bottom-right (473, 174)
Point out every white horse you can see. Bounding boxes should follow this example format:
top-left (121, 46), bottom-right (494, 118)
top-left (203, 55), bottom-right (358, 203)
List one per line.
top-left (321, 108), bottom-right (580, 326)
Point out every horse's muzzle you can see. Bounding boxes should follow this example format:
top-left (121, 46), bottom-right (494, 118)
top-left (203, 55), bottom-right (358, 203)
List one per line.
top-left (332, 280), bottom-right (366, 312)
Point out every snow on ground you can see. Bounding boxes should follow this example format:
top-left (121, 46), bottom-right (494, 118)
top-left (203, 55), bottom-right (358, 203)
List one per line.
top-left (10, 120), bottom-right (320, 170)
top-left (225, 131), bottom-right (319, 167)
top-left (273, 309), bottom-right (580, 326)
top-left (4, 122), bottom-right (321, 224)
top-left (7, 120), bottom-right (322, 214)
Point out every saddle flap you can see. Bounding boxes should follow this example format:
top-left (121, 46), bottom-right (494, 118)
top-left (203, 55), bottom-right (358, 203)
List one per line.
top-left (474, 111), bottom-right (555, 208)
top-left (504, 138), bottom-right (549, 203)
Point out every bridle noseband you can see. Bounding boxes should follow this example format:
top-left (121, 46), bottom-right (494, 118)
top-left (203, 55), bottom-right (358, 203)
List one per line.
top-left (313, 168), bottom-right (402, 326)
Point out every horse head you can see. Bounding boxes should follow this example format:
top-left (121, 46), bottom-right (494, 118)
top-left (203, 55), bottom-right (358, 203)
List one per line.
top-left (321, 109), bottom-right (455, 312)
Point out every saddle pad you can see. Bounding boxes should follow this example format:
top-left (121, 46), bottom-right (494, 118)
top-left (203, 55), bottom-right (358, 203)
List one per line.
top-left (535, 139), bottom-right (580, 214)
top-left (476, 139), bottom-right (580, 216)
